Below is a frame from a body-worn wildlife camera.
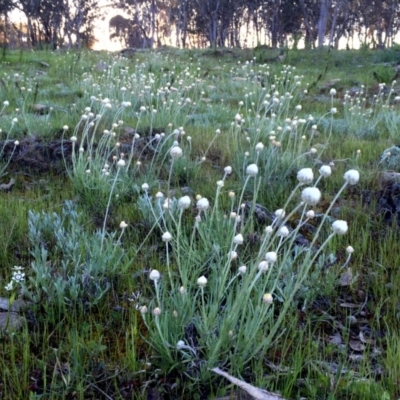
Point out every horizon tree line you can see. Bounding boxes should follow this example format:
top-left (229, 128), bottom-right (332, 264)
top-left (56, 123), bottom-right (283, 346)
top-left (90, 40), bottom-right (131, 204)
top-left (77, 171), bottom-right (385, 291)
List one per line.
top-left (0, 0), bottom-right (399, 50)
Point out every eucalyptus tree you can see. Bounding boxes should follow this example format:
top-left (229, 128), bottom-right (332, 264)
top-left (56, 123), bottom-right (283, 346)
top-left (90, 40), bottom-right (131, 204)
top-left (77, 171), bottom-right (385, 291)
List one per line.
top-left (11, 0), bottom-right (99, 48)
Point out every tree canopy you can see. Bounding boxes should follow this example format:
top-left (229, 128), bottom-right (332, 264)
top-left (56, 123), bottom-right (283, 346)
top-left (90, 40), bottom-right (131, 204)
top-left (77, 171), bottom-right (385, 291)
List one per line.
top-left (0, 0), bottom-right (399, 49)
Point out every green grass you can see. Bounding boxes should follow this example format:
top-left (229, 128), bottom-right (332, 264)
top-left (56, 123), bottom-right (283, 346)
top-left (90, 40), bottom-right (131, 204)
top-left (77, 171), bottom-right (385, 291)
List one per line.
top-left (1, 46), bottom-right (400, 399)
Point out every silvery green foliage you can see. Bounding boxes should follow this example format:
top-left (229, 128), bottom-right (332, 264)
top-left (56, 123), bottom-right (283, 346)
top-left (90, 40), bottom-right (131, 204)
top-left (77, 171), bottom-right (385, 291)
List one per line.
top-left (379, 146), bottom-right (400, 171)
top-left (26, 201), bottom-right (124, 307)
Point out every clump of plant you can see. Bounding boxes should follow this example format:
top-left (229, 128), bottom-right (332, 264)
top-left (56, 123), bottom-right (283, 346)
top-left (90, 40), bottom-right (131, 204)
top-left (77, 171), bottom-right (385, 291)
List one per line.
top-left (0, 100), bottom-right (20, 178)
top-left (6, 200), bottom-right (128, 308)
top-left (133, 157), bottom-right (360, 392)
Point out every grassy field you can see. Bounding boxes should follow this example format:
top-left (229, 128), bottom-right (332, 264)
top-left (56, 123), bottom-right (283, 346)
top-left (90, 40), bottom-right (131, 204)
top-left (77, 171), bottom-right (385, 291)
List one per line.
top-left (1, 46), bottom-right (400, 399)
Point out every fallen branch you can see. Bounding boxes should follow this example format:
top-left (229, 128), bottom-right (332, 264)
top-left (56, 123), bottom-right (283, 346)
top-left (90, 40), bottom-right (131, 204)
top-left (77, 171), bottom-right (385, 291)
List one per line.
top-left (0, 178), bottom-right (15, 192)
top-left (211, 367), bottom-right (287, 400)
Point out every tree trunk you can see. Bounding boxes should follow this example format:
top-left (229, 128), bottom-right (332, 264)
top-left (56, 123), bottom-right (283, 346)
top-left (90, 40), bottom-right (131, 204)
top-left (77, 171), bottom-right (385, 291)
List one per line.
top-left (317, 0), bottom-right (330, 48)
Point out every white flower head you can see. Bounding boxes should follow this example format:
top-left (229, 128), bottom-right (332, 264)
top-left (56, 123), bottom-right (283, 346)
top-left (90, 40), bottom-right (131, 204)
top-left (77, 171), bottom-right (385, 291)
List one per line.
top-left (346, 245), bottom-right (354, 254)
top-left (275, 209), bottom-right (285, 219)
top-left (255, 142), bottom-right (264, 152)
top-left (238, 265), bottom-right (247, 274)
top-left (258, 261), bottom-right (269, 272)
top-left (162, 231), bottom-right (173, 242)
top-left (177, 340), bottom-right (185, 350)
top-left (265, 225), bottom-right (273, 234)
top-left (297, 168), bottom-right (314, 184)
top-left (117, 159), bottom-right (126, 167)
top-left (4, 282), bottom-right (13, 291)
top-left (301, 187), bottom-right (321, 206)
top-left (278, 226), bottom-right (289, 237)
top-left (330, 88), bottom-right (337, 96)
top-left (197, 197), bottom-right (210, 211)
top-left (306, 210), bottom-right (315, 219)
top-left (233, 234), bottom-right (244, 245)
top-left (234, 113), bottom-right (242, 122)
top-left (119, 221), bottom-right (128, 229)
top-left (149, 269), bottom-right (161, 282)
top-left (229, 251), bottom-right (238, 261)
top-left (319, 165), bottom-right (332, 178)
top-left (332, 220), bottom-right (348, 235)
top-left (70, 136), bottom-right (77, 143)
top-left (224, 166), bottom-right (232, 175)
top-left (12, 271), bottom-right (25, 282)
top-left (178, 195), bottom-right (191, 210)
top-left (141, 183), bottom-right (149, 191)
top-left (246, 163), bottom-right (259, 177)
top-left (162, 199), bottom-right (171, 209)
top-left (265, 251), bottom-right (277, 264)
top-left (170, 146), bottom-right (183, 159)
top-left (197, 275), bottom-right (208, 287)
top-left (344, 169), bottom-right (360, 185)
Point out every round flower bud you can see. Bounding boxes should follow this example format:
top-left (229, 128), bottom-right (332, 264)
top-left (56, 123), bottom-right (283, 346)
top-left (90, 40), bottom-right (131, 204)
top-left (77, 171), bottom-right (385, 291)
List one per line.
top-left (149, 269), bottom-right (161, 282)
top-left (70, 136), bottom-right (77, 142)
top-left (197, 276), bottom-right (208, 287)
top-left (162, 231), bottom-right (173, 242)
top-left (141, 183), bottom-right (149, 191)
top-left (262, 293), bottom-right (273, 304)
top-left (343, 169), bottom-right (360, 185)
top-left (246, 163), bottom-right (259, 177)
top-left (170, 146), bottom-right (183, 159)
top-left (233, 234), bottom-right (244, 245)
top-left (332, 220), bottom-right (348, 235)
top-left (153, 307), bottom-right (161, 316)
top-left (178, 195), bottom-right (191, 210)
top-left (297, 168), bottom-right (314, 184)
top-left (14, 140), bottom-right (19, 146)
top-left (265, 251), bottom-right (277, 264)
top-left (306, 210), bottom-right (315, 219)
top-left (301, 187), bottom-right (321, 206)
top-left (330, 88), bottom-right (337, 96)
top-left (319, 165), bottom-right (332, 178)
top-left (139, 306), bottom-right (148, 314)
